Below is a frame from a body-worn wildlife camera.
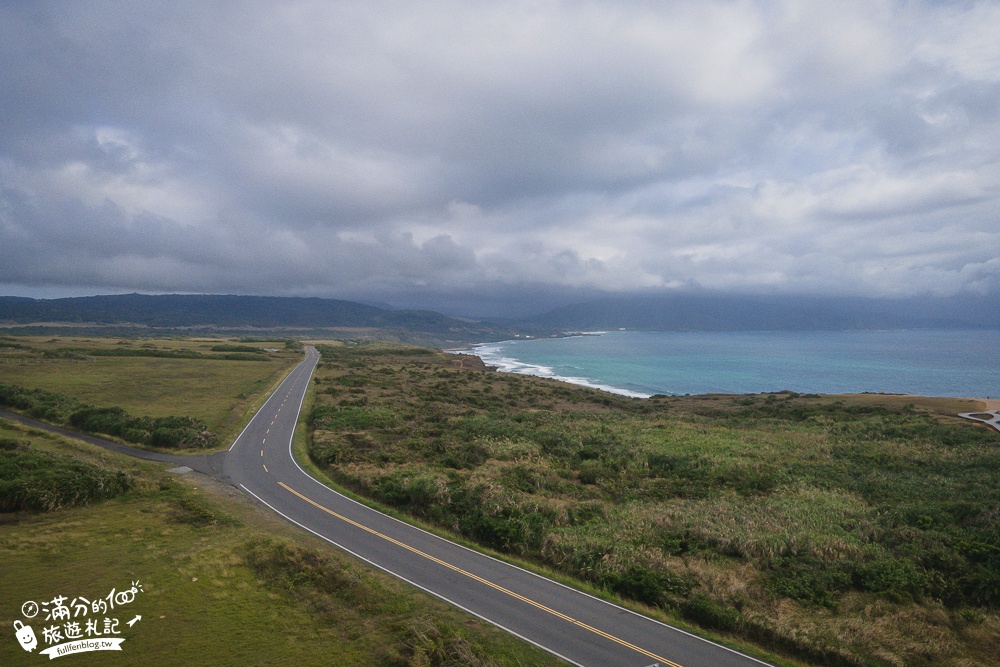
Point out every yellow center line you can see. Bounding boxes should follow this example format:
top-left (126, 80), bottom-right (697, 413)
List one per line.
top-left (263, 463), bottom-right (269, 473)
top-left (277, 481), bottom-right (681, 667)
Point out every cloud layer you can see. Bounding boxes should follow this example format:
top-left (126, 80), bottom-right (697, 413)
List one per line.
top-left (2, 1), bottom-right (998, 315)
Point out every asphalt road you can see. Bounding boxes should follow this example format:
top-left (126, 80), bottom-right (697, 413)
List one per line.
top-left (222, 347), bottom-right (773, 667)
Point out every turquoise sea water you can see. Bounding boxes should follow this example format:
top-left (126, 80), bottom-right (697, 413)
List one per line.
top-left (463, 330), bottom-right (1000, 398)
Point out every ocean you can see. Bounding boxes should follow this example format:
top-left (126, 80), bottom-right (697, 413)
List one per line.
top-left (461, 329), bottom-right (1000, 398)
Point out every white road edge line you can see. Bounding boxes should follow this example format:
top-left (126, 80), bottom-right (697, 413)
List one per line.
top-left (280, 347), bottom-right (773, 667)
top-left (238, 482), bottom-right (583, 667)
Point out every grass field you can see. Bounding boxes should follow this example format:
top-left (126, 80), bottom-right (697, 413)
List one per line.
top-left (0, 336), bottom-right (301, 446)
top-left (0, 416), bottom-right (562, 667)
top-left (304, 342), bottom-right (1000, 667)
top-left (5, 334), bottom-right (999, 666)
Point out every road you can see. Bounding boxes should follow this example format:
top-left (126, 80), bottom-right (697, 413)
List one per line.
top-left (958, 410), bottom-right (1000, 433)
top-left (223, 347), bottom-right (772, 667)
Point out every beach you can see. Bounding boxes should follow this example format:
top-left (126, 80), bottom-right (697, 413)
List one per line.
top-left (461, 329), bottom-right (1000, 400)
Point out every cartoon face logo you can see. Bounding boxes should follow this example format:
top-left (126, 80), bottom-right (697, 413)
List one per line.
top-left (14, 620), bottom-right (38, 652)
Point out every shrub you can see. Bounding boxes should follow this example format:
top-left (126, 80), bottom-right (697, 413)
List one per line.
top-left (854, 557), bottom-right (927, 602)
top-left (0, 449), bottom-right (134, 512)
top-left (447, 482), bottom-right (554, 553)
top-left (0, 383), bottom-right (218, 449)
top-left (309, 438), bottom-right (345, 467)
top-left (210, 344), bottom-right (264, 353)
top-left (766, 556), bottom-right (852, 608)
top-left (0, 383), bottom-right (79, 422)
top-left (243, 538), bottom-right (359, 597)
top-left (602, 566), bottom-right (693, 607)
top-left (402, 617), bottom-right (499, 667)
top-left (500, 465), bottom-right (545, 494)
top-left (69, 408), bottom-right (217, 449)
top-left (681, 594), bottom-right (741, 631)
top-left (442, 442), bottom-right (489, 469)
top-left (310, 405), bottom-right (401, 431)
top-left (0, 437), bottom-right (29, 451)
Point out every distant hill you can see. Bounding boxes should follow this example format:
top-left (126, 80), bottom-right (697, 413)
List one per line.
top-left (3, 292), bottom-right (997, 339)
top-left (0, 293), bottom-right (521, 343)
top-left (522, 293), bottom-right (1000, 331)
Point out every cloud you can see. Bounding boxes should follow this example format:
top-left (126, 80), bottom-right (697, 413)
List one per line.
top-left (1, 1), bottom-right (998, 316)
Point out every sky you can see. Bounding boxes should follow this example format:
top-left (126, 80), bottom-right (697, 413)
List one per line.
top-left (1, 1), bottom-right (998, 317)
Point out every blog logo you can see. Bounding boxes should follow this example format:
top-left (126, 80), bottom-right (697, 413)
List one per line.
top-left (10, 581), bottom-right (144, 660)
top-left (13, 620), bottom-right (37, 652)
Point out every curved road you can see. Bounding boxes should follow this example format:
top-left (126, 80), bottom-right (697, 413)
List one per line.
top-left (223, 347), bottom-right (772, 667)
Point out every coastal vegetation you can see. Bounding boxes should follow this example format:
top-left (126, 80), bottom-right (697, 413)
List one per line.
top-left (0, 370), bottom-right (559, 666)
top-left (306, 342), bottom-right (1000, 666)
top-left (4, 333), bottom-right (998, 665)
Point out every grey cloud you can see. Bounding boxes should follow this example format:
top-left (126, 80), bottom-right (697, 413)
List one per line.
top-left (1, 1), bottom-right (999, 315)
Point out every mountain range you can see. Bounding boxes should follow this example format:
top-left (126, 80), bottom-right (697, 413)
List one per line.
top-left (0, 294), bottom-right (519, 344)
top-left (1, 292), bottom-right (997, 340)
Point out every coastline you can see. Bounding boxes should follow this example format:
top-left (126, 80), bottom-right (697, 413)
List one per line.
top-left (448, 340), bottom-right (654, 398)
top-left (451, 329), bottom-right (1000, 401)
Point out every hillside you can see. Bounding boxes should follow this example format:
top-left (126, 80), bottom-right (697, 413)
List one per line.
top-left (0, 294), bottom-right (525, 344)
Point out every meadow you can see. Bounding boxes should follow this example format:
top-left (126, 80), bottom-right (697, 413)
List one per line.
top-left (0, 336), bottom-right (303, 446)
top-left (306, 342), bottom-right (1000, 667)
top-left (0, 348), bottom-right (560, 666)
top-left (4, 334), bottom-right (999, 665)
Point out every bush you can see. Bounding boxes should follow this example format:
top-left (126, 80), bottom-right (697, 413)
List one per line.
top-left (210, 345), bottom-right (264, 353)
top-left (967, 561), bottom-right (1000, 607)
top-left (854, 557), bottom-right (927, 602)
top-left (69, 406), bottom-right (133, 438)
top-left (0, 437), bottom-right (29, 451)
top-left (309, 439), bottom-right (345, 467)
top-left (310, 405), bottom-right (401, 431)
top-left (500, 465), bottom-right (545, 494)
top-left (371, 473), bottom-right (444, 515)
top-left (403, 617), bottom-right (499, 667)
top-left (244, 538), bottom-right (359, 597)
top-left (447, 481), bottom-right (554, 553)
top-left (0, 383), bottom-right (79, 422)
top-left (766, 557), bottom-right (852, 608)
top-left (0, 383), bottom-right (217, 449)
top-left (443, 442), bottom-right (489, 469)
top-left (0, 449), bottom-right (134, 512)
top-left (681, 594), bottom-right (741, 631)
top-left (70, 407), bottom-right (217, 449)
top-left (602, 566), bottom-right (693, 607)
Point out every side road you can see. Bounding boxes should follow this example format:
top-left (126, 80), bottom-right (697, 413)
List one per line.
top-left (0, 407), bottom-right (227, 476)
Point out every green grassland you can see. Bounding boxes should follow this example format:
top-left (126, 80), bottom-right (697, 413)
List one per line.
top-left (305, 342), bottom-right (1000, 667)
top-left (0, 336), bottom-right (303, 446)
top-left (4, 334), bottom-right (999, 666)
top-left (0, 411), bottom-right (561, 666)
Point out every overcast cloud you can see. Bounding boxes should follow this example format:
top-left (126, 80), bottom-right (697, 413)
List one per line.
top-left (1, 1), bottom-right (998, 316)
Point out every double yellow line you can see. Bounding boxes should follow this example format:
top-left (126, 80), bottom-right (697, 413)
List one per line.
top-left (278, 481), bottom-right (682, 667)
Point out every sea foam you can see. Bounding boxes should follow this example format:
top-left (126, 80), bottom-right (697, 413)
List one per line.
top-left (455, 341), bottom-right (652, 398)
